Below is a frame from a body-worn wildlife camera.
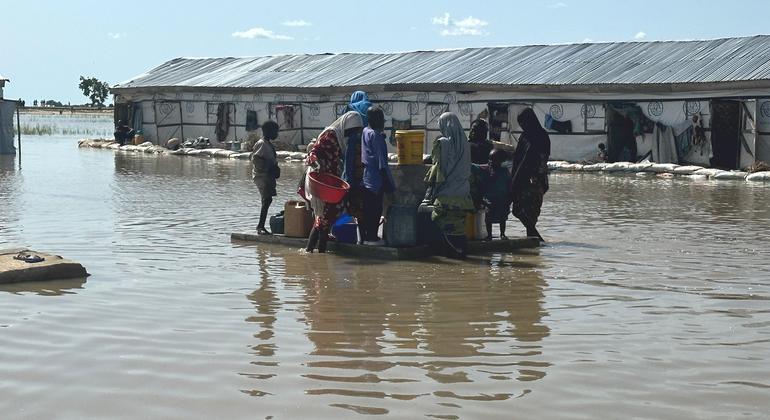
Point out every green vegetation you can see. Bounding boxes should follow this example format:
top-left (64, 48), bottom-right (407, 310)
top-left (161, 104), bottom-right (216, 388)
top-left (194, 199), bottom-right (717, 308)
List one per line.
top-left (78, 76), bottom-right (111, 107)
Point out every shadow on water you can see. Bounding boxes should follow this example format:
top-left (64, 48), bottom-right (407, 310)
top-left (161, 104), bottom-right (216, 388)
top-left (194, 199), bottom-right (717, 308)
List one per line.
top-left (242, 246), bottom-right (551, 414)
top-left (0, 277), bottom-right (87, 296)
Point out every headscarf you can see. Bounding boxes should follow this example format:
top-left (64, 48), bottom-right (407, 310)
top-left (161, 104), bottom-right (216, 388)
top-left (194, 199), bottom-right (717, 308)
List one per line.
top-left (517, 108), bottom-right (550, 156)
top-left (320, 111), bottom-right (363, 155)
top-left (468, 119), bottom-right (489, 143)
top-left (468, 118), bottom-right (492, 164)
top-left (347, 91), bottom-right (372, 126)
top-left (513, 108), bottom-right (551, 189)
top-left (434, 112), bottom-right (471, 199)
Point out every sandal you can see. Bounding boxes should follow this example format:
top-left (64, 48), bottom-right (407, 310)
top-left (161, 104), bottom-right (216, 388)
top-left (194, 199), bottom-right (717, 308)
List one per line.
top-left (13, 252), bottom-right (45, 263)
top-left (256, 227), bottom-right (272, 235)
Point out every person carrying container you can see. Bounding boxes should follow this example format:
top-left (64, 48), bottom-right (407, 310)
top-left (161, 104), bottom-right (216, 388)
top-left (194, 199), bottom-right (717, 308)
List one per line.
top-left (251, 121), bottom-right (281, 235)
top-left (360, 106), bottom-right (395, 245)
top-left (304, 111), bottom-right (363, 253)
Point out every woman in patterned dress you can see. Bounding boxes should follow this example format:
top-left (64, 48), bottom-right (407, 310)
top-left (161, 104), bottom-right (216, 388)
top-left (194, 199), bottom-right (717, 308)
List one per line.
top-left (304, 111), bottom-right (363, 253)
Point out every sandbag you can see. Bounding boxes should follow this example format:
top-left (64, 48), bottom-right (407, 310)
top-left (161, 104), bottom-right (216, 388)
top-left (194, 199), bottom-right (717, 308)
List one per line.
top-left (647, 163), bottom-right (679, 173)
top-left (547, 161), bottom-right (570, 170)
top-left (746, 171), bottom-right (770, 182)
top-left (673, 165), bottom-right (703, 175)
top-left (694, 168), bottom-right (724, 178)
top-left (214, 149), bottom-right (236, 158)
top-left (561, 163), bottom-right (584, 171)
top-left (629, 162), bottom-right (653, 171)
top-left (604, 162), bottom-right (631, 172)
top-left (713, 171), bottom-right (747, 180)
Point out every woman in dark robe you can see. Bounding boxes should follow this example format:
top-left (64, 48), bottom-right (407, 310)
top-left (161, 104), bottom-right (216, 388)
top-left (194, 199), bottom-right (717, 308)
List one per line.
top-left (468, 118), bottom-right (493, 165)
top-left (511, 108), bottom-right (550, 241)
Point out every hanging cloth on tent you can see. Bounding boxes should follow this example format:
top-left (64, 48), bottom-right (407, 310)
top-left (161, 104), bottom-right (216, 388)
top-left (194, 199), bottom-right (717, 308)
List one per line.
top-left (215, 103), bottom-right (230, 143)
top-left (246, 110), bottom-right (259, 131)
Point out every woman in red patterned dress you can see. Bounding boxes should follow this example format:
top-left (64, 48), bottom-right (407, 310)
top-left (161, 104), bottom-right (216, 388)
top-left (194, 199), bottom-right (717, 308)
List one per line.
top-left (304, 111), bottom-right (363, 252)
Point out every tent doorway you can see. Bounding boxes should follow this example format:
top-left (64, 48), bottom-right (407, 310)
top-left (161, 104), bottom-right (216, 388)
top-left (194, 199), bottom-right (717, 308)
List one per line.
top-left (487, 102), bottom-right (509, 141)
top-left (710, 100), bottom-right (741, 169)
top-left (606, 107), bottom-right (638, 163)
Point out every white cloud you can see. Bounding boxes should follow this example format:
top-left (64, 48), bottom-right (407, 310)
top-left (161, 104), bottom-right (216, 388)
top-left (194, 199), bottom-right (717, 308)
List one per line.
top-left (282, 19), bottom-right (312, 27)
top-left (548, 2), bottom-right (568, 8)
top-left (232, 27), bottom-right (293, 40)
top-left (107, 32), bottom-right (126, 40)
top-left (634, 31), bottom-right (647, 40)
top-left (582, 38), bottom-right (593, 43)
top-left (431, 12), bottom-right (488, 36)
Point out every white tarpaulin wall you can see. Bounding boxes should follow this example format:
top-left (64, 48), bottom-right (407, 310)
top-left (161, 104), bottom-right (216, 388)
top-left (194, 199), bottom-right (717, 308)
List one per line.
top-left (639, 101), bottom-right (710, 133)
top-left (637, 100), bottom-right (712, 165)
top-left (530, 103), bottom-right (608, 161)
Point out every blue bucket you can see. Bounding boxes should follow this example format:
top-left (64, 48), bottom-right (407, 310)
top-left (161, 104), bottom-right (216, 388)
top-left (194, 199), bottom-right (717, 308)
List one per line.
top-left (332, 221), bottom-right (358, 244)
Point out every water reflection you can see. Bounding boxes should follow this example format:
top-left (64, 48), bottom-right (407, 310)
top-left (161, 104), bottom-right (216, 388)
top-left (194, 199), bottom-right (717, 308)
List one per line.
top-left (0, 277), bottom-right (87, 296)
top-left (244, 247), bottom-right (550, 414)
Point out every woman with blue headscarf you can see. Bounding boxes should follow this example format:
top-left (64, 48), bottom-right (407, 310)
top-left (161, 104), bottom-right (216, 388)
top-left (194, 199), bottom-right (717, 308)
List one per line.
top-left (423, 112), bottom-right (474, 258)
top-left (347, 91), bottom-right (372, 127)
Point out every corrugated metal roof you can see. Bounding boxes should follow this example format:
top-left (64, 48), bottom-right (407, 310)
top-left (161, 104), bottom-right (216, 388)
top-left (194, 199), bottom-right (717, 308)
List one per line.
top-left (114, 35), bottom-right (770, 92)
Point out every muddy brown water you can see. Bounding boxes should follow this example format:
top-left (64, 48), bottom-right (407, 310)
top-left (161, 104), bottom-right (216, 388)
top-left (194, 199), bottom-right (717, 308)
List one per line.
top-left (1, 135), bottom-right (769, 419)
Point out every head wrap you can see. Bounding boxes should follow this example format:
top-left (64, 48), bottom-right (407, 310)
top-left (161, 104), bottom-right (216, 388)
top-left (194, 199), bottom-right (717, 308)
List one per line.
top-left (517, 108), bottom-right (550, 156)
top-left (468, 119), bottom-right (489, 143)
top-left (435, 112), bottom-right (471, 199)
top-left (348, 91), bottom-right (372, 126)
top-left (321, 111), bottom-right (363, 154)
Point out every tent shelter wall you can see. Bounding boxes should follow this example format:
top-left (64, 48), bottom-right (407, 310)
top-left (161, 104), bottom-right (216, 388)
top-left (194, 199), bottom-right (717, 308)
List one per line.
top-left (114, 89), bottom-right (769, 165)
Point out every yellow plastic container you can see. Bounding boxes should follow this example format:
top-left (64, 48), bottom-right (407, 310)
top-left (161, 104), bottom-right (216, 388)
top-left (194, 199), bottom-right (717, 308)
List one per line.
top-left (464, 211), bottom-right (486, 240)
top-left (395, 130), bottom-right (425, 165)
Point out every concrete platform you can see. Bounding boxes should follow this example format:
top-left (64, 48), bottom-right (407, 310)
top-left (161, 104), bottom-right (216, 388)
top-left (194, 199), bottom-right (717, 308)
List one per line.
top-left (0, 248), bottom-right (89, 284)
top-left (231, 233), bottom-right (539, 260)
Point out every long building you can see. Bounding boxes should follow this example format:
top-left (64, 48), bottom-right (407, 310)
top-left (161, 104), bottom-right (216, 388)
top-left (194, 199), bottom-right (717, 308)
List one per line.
top-left (112, 35), bottom-right (770, 169)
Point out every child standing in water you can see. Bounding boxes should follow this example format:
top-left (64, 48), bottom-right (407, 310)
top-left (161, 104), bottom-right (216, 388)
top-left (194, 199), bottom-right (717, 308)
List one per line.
top-left (251, 121), bottom-right (280, 235)
top-left (481, 149), bottom-right (512, 241)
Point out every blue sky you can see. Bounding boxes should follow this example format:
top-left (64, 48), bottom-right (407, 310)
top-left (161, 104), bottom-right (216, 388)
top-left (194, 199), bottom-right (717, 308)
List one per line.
top-left (2, 0), bottom-right (769, 104)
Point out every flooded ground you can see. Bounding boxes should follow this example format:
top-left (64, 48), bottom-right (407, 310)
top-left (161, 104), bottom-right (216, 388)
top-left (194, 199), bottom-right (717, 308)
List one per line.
top-left (1, 131), bottom-right (770, 419)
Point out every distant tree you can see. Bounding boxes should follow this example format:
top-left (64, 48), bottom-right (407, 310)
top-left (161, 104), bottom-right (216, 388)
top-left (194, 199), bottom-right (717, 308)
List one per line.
top-left (78, 76), bottom-right (111, 107)
top-left (33, 99), bottom-right (38, 107)
top-left (40, 100), bottom-right (46, 107)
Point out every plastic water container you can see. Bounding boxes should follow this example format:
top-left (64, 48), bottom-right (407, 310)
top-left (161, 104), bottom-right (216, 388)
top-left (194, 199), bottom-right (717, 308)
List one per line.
top-left (395, 130), bottom-right (425, 165)
top-left (464, 211), bottom-right (486, 240)
top-left (385, 205), bottom-right (418, 247)
top-left (284, 201), bottom-right (313, 237)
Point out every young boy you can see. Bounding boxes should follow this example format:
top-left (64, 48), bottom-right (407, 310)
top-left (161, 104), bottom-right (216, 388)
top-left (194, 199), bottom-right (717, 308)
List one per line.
top-left (251, 121), bottom-right (281, 235)
top-left (481, 149), bottom-right (512, 241)
top-left (360, 106), bottom-right (395, 245)
top-left (597, 142), bottom-right (608, 162)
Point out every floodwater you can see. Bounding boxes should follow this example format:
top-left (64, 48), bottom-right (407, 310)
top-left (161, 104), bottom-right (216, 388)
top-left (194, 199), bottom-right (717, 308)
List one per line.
top-left (1, 126), bottom-right (770, 419)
